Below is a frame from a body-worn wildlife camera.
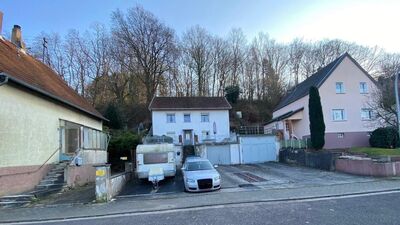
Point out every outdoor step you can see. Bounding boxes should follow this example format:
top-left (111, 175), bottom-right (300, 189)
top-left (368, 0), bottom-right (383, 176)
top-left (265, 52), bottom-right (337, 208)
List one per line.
top-left (0, 201), bottom-right (31, 208)
top-left (49, 168), bottom-right (65, 173)
top-left (36, 183), bottom-right (65, 190)
top-left (0, 194), bottom-right (35, 202)
top-left (47, 171), bottom-right (64, 176)
top-left (44, 175), bottom-right (64, 181)
top-left (39, 179), bottom-right (65, 185)
top-left (30, 187), bottom-right (63, 198)
top-left (45, 173), bottom-right (64, 178)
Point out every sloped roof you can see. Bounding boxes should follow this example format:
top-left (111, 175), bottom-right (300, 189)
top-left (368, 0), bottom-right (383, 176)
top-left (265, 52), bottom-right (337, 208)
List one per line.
top-left (149, 97), bottom-right (232, 110)
top-left (265, 107), bottom-right (304, 125)
top-left (0, 37), bottom-right (105, 121)
top-left (274, 52), bottom-right (375, 112)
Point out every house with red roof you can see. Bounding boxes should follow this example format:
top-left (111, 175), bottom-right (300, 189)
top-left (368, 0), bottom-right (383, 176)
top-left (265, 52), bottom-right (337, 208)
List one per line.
top-left (0, 24), bottom-right (107, 197)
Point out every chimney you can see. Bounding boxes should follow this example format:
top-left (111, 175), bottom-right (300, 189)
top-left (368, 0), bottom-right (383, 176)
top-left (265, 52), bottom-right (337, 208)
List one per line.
top-left (0, 11), bottom-right (3, 35)
top-left (11, 25), bottom-right (24, 48)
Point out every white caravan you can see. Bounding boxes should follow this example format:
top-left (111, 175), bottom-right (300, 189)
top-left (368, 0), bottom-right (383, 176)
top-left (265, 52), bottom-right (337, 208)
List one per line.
top-left (136, 143), bottom-right (176, 187)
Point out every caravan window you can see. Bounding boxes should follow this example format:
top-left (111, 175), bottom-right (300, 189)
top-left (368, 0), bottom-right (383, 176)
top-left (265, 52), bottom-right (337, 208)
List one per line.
top-left (143, 153), bottom-right (168, 164)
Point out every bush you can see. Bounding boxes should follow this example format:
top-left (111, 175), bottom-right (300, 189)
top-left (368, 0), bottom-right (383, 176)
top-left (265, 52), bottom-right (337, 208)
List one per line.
top-left (369, 127), bottom-right (399, 148)
top-left (108, 131), bottom-right (141, 171)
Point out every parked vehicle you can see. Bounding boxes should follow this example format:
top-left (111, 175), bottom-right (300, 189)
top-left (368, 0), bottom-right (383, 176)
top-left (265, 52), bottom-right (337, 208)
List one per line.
top-left (136, 143), bottom-right (176, 188)
top-left (182, 157), bottom-right (221, 192)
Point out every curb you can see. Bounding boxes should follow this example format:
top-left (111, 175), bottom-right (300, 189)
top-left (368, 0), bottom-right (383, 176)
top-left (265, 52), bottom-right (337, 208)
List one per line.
top-left (2, 188), bottom-right (400, 224)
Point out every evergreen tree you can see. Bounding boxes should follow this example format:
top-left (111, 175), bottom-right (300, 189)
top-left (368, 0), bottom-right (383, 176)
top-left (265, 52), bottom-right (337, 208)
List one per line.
top-left (308, 86), bottom-right (325, 150)
top-left (104, 103), bottom-right (122, 129)
top-left (225, 85), bottom-right (240, 104)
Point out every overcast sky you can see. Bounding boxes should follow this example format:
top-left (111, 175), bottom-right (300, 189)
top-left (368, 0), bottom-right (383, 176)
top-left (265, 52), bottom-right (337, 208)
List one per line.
top-left (1, 0), bottom-right (399, 52)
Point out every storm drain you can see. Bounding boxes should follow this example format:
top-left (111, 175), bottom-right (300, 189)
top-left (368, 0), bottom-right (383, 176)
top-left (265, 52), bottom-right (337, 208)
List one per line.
top-left (234, 172), bottom-right (267, 183)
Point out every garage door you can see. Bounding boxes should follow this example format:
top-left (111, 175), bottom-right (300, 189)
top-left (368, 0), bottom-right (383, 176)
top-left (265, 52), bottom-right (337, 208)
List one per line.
top-left (206, 145), bottom-right (231, 165)
top-left (239, 136), bottom-right (277, 164)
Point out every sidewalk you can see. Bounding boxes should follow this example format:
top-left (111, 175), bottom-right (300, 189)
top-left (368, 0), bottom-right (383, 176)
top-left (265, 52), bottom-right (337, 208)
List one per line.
top-left (1, 179), bottom-right (400, 223)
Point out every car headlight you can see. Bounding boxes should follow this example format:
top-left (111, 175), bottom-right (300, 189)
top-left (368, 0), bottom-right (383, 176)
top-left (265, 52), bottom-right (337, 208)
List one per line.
top-left (213, 175), bottom-right (220, 181)
top-left (186, 178), bottom-right (196, 183)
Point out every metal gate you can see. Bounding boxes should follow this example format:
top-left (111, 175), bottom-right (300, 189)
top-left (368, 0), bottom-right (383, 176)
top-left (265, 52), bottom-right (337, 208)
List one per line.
top-left (206, 145), bottom-right (231, 165)
top-left (239, 135), bottom-right (277, 164)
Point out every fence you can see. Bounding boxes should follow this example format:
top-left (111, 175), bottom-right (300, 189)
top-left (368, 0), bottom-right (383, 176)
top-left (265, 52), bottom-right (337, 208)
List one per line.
top-left (280, 139), bottom-right (308, 149)
top-left (238, 126), bottom-right (265, 135)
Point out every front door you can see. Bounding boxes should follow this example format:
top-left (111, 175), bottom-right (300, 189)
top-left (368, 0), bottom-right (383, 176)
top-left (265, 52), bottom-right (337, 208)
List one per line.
top-left (183, 130), bottom-right (193, 145)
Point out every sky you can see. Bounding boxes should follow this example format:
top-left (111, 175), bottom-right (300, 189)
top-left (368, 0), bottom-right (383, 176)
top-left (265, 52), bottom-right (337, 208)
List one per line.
top-left (1, 0), bottom-right (399, 52)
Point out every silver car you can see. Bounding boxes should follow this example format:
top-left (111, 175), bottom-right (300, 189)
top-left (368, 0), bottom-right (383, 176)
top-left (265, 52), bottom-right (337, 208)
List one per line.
top-left (182, 157), bottom-right (221, 192)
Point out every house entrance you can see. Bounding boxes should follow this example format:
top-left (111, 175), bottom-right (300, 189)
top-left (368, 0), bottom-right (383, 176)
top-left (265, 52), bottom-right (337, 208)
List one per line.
top-left (183, 130), bottom-right (193, 145)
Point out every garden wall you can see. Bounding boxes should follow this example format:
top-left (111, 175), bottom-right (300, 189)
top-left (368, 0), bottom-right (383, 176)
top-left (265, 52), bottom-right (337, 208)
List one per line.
top-left (336, 156), bottom-right (400, 177)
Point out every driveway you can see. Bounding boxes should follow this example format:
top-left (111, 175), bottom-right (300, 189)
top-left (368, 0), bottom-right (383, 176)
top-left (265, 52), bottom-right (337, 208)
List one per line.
top-left (217, 162), bottom-right (377, 190)
top-left (118, 162), bottom-right (377, 196)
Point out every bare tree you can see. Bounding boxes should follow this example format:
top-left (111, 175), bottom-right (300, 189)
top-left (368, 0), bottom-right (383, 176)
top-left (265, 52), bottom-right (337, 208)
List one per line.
top-left (112, 6), bottom-right (176, 104)
top-left (180, 25), bottom-right (213, 96)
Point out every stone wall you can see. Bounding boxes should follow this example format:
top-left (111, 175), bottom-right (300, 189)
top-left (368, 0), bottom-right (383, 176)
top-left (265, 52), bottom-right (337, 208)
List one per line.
top-left (336, 157), bottom-right (400, 177)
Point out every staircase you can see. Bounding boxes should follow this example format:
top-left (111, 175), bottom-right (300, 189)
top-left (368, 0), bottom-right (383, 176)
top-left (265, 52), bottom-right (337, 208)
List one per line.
top-left (0, 161), bottom-right (68, 208)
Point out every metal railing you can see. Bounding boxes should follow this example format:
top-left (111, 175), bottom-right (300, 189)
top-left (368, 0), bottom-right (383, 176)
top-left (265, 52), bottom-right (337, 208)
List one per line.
top-left (0, 147), bottom-right (60, 177)
top-left (238, 126), bottom-right (265, 135)
top-left (280, 139), bottom-right (308, 149)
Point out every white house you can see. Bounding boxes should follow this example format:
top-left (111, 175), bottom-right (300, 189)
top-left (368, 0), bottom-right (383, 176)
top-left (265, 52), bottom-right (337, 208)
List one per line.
top-left (149, 97), bottom-right (232, 145)
top-left (0, 24), bottom-right (107, 196)
top-left (264, 53), bottom-right (380, 149)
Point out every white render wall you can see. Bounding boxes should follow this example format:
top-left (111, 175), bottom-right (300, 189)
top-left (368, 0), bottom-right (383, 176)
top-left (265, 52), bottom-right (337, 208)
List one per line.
top-left (152, 110), bottom-right (230, 143)
top-left (0, 84), bottom-right (103, 168)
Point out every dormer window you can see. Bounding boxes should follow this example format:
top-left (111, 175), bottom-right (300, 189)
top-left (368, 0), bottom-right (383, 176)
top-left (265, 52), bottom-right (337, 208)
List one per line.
top-left (336, 82), bottom-right (345, 94)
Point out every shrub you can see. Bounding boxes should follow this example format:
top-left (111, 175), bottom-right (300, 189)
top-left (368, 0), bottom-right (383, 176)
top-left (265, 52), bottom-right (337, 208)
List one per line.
top-left (369, 127), bottom-right (399, 148)
top-left (108, 131), bottom-right (141, 171)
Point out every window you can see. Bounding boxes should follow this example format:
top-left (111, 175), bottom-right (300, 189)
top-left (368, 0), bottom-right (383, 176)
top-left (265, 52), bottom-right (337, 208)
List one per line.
top-left (361, 108), bottom-right (373, 120)
top-left (202, 130), bottom-right (210, 139)
top-left (337, 133), bottom-right (344, 139)
top-left (336, 82), bottom-right (345, 93)
top-left (332, 109), bottom-right (346, 121)
top-left (359, 82), bottom-right (368, 94)
top-left (166, 113), bottom-right (175, 123)
top-left (201, 113), bottom-right (210, 122)
top-left (184, 113), bottom-right (191, 123)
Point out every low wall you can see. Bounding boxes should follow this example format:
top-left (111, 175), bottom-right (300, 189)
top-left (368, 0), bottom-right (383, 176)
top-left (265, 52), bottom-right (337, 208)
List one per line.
top-left (109, 172), bottom-right (131, 198)
top-left (336, 157), bottom-right (400, 177)
top-left (0, 164), bottom-right (53, 196)
top-left (65, 164), bottom-right (97, 188)
top-left (280, 148), bottom-right (340, 171)
top-left (94, 165), bottom-right (132, 202)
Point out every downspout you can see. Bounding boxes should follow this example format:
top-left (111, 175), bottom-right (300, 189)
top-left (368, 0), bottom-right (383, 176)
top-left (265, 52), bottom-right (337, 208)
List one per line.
top-left (0, 73), bottom-right (8, 86)
top-left (395, 72), bottom-right (400, 138)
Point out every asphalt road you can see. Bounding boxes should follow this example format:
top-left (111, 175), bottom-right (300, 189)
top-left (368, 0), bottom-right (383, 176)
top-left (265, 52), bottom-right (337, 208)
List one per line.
top-left (22, 191), bottom-right (400, 225)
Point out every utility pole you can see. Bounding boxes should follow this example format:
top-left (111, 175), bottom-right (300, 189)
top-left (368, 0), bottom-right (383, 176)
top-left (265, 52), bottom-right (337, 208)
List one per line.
top-left (395, 72), bottom-right (400, 138)
top-left (42, 37), bottom-right (48, 64)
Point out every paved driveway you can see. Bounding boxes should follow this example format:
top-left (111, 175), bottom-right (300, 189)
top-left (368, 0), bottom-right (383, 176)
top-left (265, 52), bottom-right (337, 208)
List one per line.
top-left (118, 162), bottom-right (377, 196)
top-left (217, 162), bottom-right (377, 190)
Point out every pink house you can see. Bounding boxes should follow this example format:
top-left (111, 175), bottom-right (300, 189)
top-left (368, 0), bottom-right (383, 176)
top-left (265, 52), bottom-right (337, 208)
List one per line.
top-left (264, 53), bottom-right (379, 149)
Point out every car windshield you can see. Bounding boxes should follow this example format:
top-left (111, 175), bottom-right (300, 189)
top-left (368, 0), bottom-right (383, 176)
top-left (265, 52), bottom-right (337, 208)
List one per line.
top-left (186, 161), bottom-right (213, 171)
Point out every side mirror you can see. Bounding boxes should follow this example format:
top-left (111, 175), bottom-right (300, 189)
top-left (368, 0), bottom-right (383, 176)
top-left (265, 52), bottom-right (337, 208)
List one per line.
top-left (214, 165), bottom-right (218, 168)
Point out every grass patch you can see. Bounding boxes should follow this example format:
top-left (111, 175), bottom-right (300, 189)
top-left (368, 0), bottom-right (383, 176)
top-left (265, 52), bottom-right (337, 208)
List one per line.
top-left (349, 147), bottom-right (400, 157)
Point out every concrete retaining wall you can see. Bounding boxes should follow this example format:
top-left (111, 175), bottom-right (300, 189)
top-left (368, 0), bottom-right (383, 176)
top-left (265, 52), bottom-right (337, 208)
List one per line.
top-left (65, 165), bottom-right (96, 188)
top-left (336, 158), bottom-right (400, 177)
top-left (94, 165), bottom-right (132, 202)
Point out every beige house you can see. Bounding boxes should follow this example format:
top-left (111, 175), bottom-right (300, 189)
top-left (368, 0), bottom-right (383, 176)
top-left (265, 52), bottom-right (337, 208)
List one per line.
top-left (265, 53), bottom-right (379, 149)
top-left (0, 25), bottom-right (107, 196)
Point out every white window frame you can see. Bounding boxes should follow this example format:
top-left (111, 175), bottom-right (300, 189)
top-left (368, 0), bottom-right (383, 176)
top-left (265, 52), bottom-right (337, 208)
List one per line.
top-left (361, 108), bottom-right (373, 120)
top-left (332, 109), bottom-right (346, 121)
top-left (337, 133), bottom-right (345, 139)
top-left (184, 113), bottom-right (191, 123)
top-left (359, 82), bottom-right (368, 94)
top-left (201, 113), bottom-right (210, 123)
top-left (166, 113), bottom-right (176, 123)
top-left (335, 82), bottom-right (345, 94)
